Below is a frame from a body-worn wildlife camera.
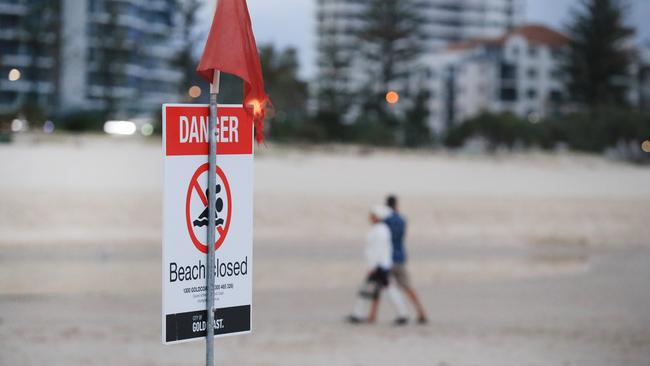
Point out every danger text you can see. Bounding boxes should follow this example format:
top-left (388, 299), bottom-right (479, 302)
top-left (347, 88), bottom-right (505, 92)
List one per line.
top-left (179, 115), bottom-right (239, 144)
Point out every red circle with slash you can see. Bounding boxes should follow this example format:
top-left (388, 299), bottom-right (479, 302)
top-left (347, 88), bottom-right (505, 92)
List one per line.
top-left (185, 163), bottom-right (232, 253)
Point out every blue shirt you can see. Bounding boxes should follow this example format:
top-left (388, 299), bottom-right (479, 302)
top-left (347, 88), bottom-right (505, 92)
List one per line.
top-left (384, 211), bottom-right (407, 264)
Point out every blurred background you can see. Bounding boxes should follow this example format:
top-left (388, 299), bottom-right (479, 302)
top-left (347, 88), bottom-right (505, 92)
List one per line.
top-left (1, 0), bottom-right (650, 365)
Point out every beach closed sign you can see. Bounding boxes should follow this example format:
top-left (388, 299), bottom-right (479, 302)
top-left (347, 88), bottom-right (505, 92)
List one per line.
top-left (162, 104), bottom-right (253, 344)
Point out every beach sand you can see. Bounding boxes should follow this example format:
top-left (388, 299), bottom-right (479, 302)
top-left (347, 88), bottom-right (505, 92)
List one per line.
top-left (1, 135), bottom-right (649, 365)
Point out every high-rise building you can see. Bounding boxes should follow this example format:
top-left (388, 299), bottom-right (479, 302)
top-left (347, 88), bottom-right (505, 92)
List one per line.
top-left (0, 0), bottom-right (182, 116)
top-left (0, 0), bottom-right (59, 113)
top-left (314, 0), bottom-right (524, 112)
top-left (420, 0), bottom-right (524, 48)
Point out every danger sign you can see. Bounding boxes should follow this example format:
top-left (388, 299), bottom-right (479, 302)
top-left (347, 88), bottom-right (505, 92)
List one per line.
top-left (162, 104), bottom-right (253, 344)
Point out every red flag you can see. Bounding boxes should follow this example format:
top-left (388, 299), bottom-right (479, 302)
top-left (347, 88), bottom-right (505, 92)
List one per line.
top-left (197, 0), bottom-right (270, 143)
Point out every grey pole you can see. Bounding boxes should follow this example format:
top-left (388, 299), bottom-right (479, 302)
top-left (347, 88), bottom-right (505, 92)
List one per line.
top-left (206, 70), bottom-right (220, 366)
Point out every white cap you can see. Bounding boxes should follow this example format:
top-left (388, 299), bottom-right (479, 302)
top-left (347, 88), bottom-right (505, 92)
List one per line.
top-left (371, 205), bottom-right (391, 220)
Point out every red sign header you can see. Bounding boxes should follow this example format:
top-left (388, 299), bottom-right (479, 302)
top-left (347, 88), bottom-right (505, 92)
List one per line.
top-left (164, 104), bottom-right (253, 156)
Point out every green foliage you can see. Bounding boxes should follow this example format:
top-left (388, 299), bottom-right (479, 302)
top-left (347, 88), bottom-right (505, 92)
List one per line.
top-left (350, 117), bottom-right (397, 146)
top-left (295, 120), bottom-right (328, 143)
top-left (311, 110), bottom-right (348, 142)
top-left (19, 101), bottom-right (46, 126)
top-left (566, 0), bottom-right (633, 107)
top-left (268, 117), bottom-right (330, 143)
top-left (444, 109), bottom-right (650, 155)
top-left (0, 112), bottom-right (16, 143)
top-left (218, 73), bottom-right (244, 105)
top-left (444, 113), bottom-right (530, 151)
top-left (54, 109), bottom-right (105, 132)
top-left (259, 46), bottom-right (308, 123)
top-left (314, 42), bottom-right (352, 114)
top-left (152, 107), bottom-right (164, 136)
top-left (254, 45), bottom-right (310, 142)
top-left (403, 89), bottom-right (432, 147)
top-left (557, 107), bottom-right (650, 152)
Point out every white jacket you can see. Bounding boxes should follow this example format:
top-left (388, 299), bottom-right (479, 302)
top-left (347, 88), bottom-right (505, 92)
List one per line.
top-left (365, 222), bottom-right (393, 270)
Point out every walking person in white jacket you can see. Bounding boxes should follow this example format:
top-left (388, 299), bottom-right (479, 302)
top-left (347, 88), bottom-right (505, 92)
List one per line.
top-left (347, 206), bottom-right (408, 324)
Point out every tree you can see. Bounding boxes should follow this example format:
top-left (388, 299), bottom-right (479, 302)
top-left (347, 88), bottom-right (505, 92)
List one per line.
top-left (566, 0), bottom-right (633, 108)
top-left (356, 0), bottom-right (425, 124)
top-left (313, 36), bottom-right (351, 141)
top-left (403, 88), bottom-right (432, 147)
top-left (260, 46), bottom-right (307, 116)
top-left (213, 45), bottom-right (308, 122)
top-left (314, 26), bottom-right (353, 115)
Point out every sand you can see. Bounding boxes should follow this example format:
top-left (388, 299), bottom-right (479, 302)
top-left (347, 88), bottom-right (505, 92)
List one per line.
top-left (1, 135), bottom-right (649, 365)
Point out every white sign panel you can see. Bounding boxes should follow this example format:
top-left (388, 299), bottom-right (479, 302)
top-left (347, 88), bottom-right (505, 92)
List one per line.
top-left (162, 104), bottom-right (253, 344)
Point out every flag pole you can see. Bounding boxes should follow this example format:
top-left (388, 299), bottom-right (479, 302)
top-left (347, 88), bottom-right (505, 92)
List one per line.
top-left (206, 69), bottom-right (220, 366)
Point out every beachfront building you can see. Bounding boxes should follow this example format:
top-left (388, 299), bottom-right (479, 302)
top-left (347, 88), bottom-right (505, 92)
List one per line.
top-left (314, 0), bottom-right (524, 113)
top-left (0, 0), bottom-right (182, 116)
top-left (425, 24), bottom-right (570, 133)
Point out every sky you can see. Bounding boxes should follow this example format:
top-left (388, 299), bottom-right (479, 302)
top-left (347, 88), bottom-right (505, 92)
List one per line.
top-left (199, 0), bottom-right (650, 79)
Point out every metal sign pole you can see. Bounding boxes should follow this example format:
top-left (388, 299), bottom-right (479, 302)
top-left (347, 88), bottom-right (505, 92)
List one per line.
top-left (206, 69), bottom-right (221, 366)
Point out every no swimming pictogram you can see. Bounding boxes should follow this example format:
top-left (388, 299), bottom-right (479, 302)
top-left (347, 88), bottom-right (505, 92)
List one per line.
top-left (185, 163), bottom-right (232, 254)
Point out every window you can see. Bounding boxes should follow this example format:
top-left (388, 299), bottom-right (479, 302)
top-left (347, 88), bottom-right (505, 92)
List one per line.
top-left (528, 45), bottom-right (538, 57)
top-left (527, 89), bottom-right (537, 99)
top-left (0, 41), bottom-right (17, 55)
top-left (500, 88), bottom-right (518, 101)
top-left (0, 91), bottom-right (17, 105)
top-left (550, 90), bottom-right (563, 102)
top-left (527, 68), bottom-right (537, 79)
top-left (550, 69), bottom-right (563, 79)
top-left (500, 63), bottom-right (517, 79)
top-left (511, 46), bottom-right (519, 56)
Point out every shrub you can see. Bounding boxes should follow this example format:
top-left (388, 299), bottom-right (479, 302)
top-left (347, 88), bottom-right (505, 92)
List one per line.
top-left (444, 112), bottom-right (534, 151)
top-left (555, 107), bottom-right (650, 152)
top-left (54, 109), bottom-right (106, 132)
top-left (443, 108), bottom-right (650, 158)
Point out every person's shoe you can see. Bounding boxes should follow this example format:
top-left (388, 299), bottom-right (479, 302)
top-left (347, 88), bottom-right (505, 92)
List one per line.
top-left (346, 315), bottom-right (365, 324)
top-left (393, 317), bottom-right (409, 326)
top-left (416, 316), bottom-right (428, 325)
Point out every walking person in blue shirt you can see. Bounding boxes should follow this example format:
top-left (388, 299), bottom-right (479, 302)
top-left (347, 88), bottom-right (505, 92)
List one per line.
top-left (385, 195), bottom-right (428, 324)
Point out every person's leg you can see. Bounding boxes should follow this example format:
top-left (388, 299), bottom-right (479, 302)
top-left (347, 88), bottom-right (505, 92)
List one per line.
top-left (349, 270), bottom-right (382, 323)
top-left (352, 297), bottom-right (370, 320)
top-left (367, 293), bottom-right (381, 323)
top-left (367, 268), bottom-right (387, 323)
top-left (387, 283), bottom-right (409, 320)
top-left (393, 265), bottom-right (428, 322)
top-left (350, 280), bottom-right (373, 322)
top-left (403, 286), bottom-right (427, 322)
